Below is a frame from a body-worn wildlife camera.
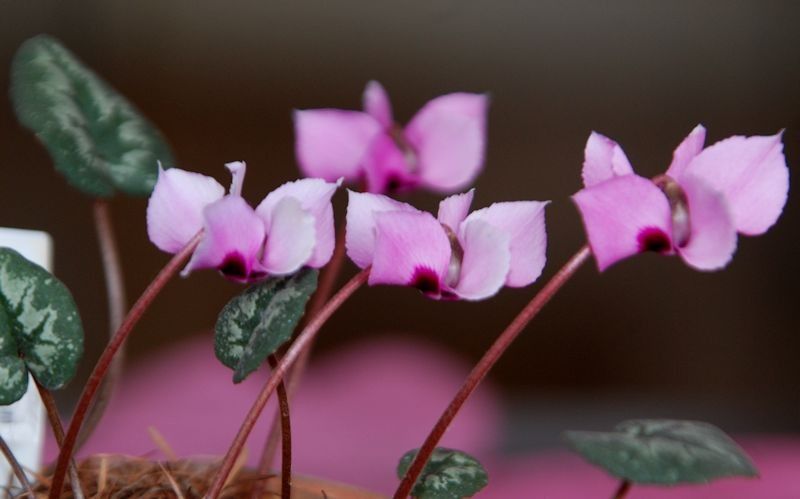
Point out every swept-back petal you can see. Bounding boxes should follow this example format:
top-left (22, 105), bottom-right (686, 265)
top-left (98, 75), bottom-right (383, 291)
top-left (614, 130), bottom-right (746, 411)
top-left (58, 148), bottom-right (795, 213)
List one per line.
top-left (293, 109), bottom-right (382, 182)
top-left (405, 93), bottom-right (489, 192)
top-left (581, 132), bottom-right (634, 188)
top-left (147, 167), bottom-right (225, 253)
top-left (256, 178), bottom-right (340, 268)
top-left (437, 189), bottom-right (475, 230)
top-left (225, 161), bottom-right (246, 196)
top-left (182, 196), bottom-right (266, 281)
top-left (665, 125), bottom-right (706, 180)
top-left (452, 219), bottom-right (511, 300)
top-left (363, 80), bottom-right (393, 128)
top-left (262, 197), bottom-right (316, 275)
top-left (684, 132), bottom-right (788, 235)
top-left (573, 175), bottom-right (673, 271)
top-left (676, 173), bottom-right (738, 271)
top-left (369, 211), bottom-right (451, 292)
top-left (345, 190), bottom-right (418, 269)
top-left (463, 200), bottom-right (548, 287)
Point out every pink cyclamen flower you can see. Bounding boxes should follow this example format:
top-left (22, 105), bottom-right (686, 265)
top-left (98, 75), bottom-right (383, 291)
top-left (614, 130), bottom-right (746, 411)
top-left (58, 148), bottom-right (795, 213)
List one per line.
top-left (147, 161), bottom-right (339, 282)
top-left (345, 189), bottom-right (548, 300)
top-left (573, 126), bottom-right (788, 271)
top-left (294, 81), bottom-right (489, 194)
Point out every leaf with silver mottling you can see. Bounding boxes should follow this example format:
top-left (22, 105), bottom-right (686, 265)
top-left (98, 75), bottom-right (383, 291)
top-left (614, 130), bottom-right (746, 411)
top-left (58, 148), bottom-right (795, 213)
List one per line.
top-left (397, 448), bottom-right (488, 499)
top-left (215, 269), bottom-right (318, 383)
top-left (11, 34), bottom-right (174, 197)
top-left (564, 419), bottom-right (758, 485)
top-left (0, 248), bottom-right (84, 398)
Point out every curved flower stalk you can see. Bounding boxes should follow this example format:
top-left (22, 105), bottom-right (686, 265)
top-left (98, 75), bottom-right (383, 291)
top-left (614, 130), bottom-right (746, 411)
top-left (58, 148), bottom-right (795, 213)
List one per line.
top-left (147, 162), bottom-right (340, 282)
top-left (346, 189), bottom-right (548, 300)
top-left (573, 126), bottom-right (788, 271)
top-left (294, 81), bottom-right (489, 194)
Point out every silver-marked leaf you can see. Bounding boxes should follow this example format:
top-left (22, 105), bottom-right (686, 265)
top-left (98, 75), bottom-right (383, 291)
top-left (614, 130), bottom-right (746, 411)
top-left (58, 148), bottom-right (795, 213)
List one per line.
top-left (564, 419), bottom-right (758, 485)
top-left (215, 269), bottom-right (318, 383)
top-left (0, 305), bottom-right (28, 404)
top-left (11, 34), bottom-right (174, 197)
top-left (397, 448), bottom-right (488, 499)
top-left (0, 248), bottom-right (84, 394)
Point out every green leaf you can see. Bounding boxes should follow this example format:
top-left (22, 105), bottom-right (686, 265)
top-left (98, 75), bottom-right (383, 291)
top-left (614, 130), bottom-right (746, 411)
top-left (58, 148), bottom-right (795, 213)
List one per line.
top-left (0, 305), bottom-right (28, 405)
top-left (0, 248), bottom-right (84, 399)
top-left (10, 34), bottom-right (174, 197)
top-left (397, 448), bottom-right (489, 499)
top-left (215, 269), bottom-right (318, 383)
top-left (564, 419), bottom-right (758, 485)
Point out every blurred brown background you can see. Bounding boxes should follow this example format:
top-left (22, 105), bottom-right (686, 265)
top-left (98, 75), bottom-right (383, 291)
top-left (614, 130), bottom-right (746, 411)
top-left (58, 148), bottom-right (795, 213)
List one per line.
top-left (0, 1), bottom-right (798, 446)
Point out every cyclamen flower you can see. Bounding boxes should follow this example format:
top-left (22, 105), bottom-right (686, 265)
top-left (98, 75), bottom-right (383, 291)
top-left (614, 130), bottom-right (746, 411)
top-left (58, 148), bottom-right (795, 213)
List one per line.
top-left (345, 190), bottom-right (548, 300)
top-left (573, 126), bottom-right (788, 271)
top-left (294, 81), bottom-right (488, 194)
top-left (147, 162), bottom-right (339, 282)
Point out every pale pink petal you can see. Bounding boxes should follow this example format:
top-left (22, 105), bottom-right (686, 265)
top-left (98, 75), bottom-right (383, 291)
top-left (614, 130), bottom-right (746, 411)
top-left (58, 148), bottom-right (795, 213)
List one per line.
top-left (665, 125), bottom-right (706, 179)
top-left (369, 211), bottom-right (451, 295)
top-left (225, 161), bottom-right (246, 196)
top-left (581, 132), bottom-right (634, 188)
top-left (404, 93), bottom-right (489, 192)
top-left (147, 167), bottom-right (225, 253)
top-left (262, 197), bottom-right (316, 275)
top-left (344, 190), bottom-right (419, 269)
top-left (182, 196), bottom-right (266, 282)
top-left (361, 133), bottom-right (418, 193)
top-left (293, 109), bottom-right (382, 182)
top-left (676, 173), bottom-right (738, 271)
top-left (256, 178), bottom-right (340, 268)
top-left (684, 132), bottom-right (788, 235)
top-left (362, 80), bottom-right (393, 128)
top-left (463, 200), bottom-right (548, 287)
top-left (437, 189), bottom-right (475, 230)
top-left (572, 175), bottom-right (673, 271)
top-left (451, 219), bottom-right (511, 300)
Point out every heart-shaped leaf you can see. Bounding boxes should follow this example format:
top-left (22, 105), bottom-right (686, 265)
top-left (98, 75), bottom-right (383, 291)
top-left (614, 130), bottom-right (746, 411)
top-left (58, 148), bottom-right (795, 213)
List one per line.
top-left (397, 448), bottom-right (488, 499)
top-left (0, 248), bottom-right (84, 403)
top-left (215, 269), bottom-right (318, 383)
top-left (10, 34), bottom-right (174, 197)
top-left (564, 419), bottom-right (758, 485)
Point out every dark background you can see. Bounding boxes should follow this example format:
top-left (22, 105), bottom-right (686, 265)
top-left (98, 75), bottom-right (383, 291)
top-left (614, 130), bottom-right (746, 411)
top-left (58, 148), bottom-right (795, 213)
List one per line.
top-left (1, 1), bottom-right (798, 445)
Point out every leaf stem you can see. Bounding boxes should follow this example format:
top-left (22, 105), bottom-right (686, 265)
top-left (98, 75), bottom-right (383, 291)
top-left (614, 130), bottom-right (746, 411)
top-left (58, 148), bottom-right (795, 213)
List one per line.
top-left (35, 381), bottom-right (85, 499)
top-left (254, 224), bottom-right (347, 486)
top-left (272, 355), bottom-right (292, 499)
top-left (250, 355), bottom-right (293, 499)
top-left (0, 435), bottom-right (33, 498)
top-left (393, 246), bottom-right (591, 498)
top-left (48, 232), bottom-right (203, 499)
top-left (206, 268), bottom-right (370, 499)
top-left (76, 200), bottom-right (129, 451)
top-left (613, 480), bottom-right (632, 499)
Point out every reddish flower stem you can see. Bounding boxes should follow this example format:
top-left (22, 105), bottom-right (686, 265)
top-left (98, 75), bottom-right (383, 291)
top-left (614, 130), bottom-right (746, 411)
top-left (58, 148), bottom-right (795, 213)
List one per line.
top-left (0, 435), bottom-right (33, 498)
top-left (254, 224), bottom-right (348, 485)
top-left (273, 355), bottom-right (292, 499)
top-left (613, 480), bottom-right (632, 499)
top-left (48, 233), bottom-right (203, 499)
top-left (206, 268), bottom-right (370, 499)
top-left (249, 354), bottom-right (292, 499)
top-left (35, 381), bottom-right (85, 499)
top-left (76, 200), bottom-right (129, 451)
top-left (394, 246), bottom-right (591, 498)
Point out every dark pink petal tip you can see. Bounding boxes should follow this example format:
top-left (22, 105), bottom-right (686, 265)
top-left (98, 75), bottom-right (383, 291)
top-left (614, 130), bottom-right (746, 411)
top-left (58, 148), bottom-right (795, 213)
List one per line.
top-left (410, 266), bottom-right (442, 297)
top-left (637, 227), bottom-right (672, 254)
